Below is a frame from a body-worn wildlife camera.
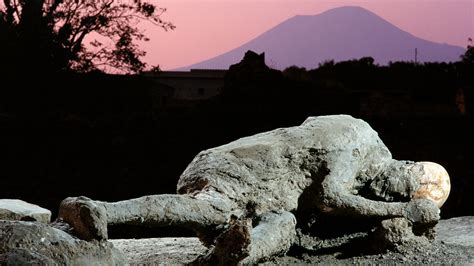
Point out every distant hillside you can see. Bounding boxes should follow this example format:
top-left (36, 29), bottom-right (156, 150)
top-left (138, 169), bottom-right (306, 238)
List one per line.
top-left (180, 6), bottom-right (465, 70)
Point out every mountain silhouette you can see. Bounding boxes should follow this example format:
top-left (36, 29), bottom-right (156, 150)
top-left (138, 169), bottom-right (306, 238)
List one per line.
top-left (180, 6), bottom-right (465, 70)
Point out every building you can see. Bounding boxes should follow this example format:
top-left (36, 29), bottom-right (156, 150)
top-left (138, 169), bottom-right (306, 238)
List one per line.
top-left (144, 69), bottom-right (227, 103)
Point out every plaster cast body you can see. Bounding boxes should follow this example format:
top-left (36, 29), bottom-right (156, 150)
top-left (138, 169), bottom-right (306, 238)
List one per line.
top-left (59, 115), bottom-right (448, 264)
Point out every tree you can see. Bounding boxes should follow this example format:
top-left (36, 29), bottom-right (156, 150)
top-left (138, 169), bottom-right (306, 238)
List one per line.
top-left (282, 66), bottom-right (309, 82)
top-left (0, 0), bottom-right (174, 73)
top-left (461, 38), bottom-right (474, 65)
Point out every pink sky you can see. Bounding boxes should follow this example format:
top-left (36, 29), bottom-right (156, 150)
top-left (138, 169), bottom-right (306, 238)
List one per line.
top-left (140, 0), bottom-right (473, 70)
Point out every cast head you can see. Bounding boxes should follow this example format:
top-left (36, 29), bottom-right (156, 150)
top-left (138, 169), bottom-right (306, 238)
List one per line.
top-left (368, 161), bottom-right (450, 208)
top-left (411, 161), bottom-right (451, 208)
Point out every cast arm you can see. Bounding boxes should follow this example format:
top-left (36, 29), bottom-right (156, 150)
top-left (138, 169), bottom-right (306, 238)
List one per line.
top-left (318, 159), bottom-right (439, 224)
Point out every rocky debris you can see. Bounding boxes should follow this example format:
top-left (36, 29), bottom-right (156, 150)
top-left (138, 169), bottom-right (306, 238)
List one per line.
top-left (111, 216), bottom-right (474, 265)
top-left (0, 221), bottom-right (126, 265)
top-left (111, 238), bottom-right (206, 265)
top-left (0, 199), bottom-right (51, 223)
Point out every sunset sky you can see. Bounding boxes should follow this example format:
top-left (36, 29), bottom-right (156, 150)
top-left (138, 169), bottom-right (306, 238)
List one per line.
top-left (140, 0), bottom-right (473, 70)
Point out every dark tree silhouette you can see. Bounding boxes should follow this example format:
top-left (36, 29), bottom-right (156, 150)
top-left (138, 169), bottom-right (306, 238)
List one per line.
top-left (0, 0), bottom-right (174, 73)
top-left (282, 66), bottom-right (310, 82)
top-left (461, 39), bottom-right (474, 65)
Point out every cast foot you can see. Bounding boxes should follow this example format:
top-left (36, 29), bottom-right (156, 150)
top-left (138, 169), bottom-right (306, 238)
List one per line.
top-left (58, 196), bottom-right (108, 241)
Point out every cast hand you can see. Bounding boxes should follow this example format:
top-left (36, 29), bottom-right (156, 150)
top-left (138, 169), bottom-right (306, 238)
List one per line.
top-left (404, 198), bottom-right (440, 224)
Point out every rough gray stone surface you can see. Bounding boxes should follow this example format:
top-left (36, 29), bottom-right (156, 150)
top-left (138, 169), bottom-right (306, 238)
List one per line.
top-left (0, 221), bottom-right (126, 265)
top-left (436, 216), bottom-right (474, 247)
top-left (0, 199), bottom-right (51, 223)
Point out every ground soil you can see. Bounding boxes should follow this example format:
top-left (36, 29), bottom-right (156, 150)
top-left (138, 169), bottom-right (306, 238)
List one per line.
top-left (111, 217), bottom-right (474, 265)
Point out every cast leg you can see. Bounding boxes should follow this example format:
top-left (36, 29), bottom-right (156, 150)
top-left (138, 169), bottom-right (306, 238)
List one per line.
top-left (59, 191), bottom-right (233, 241)
top-left (195, 211), bottom-right (297, 265)
top-left (243, 211), bottom-right (297, 264)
